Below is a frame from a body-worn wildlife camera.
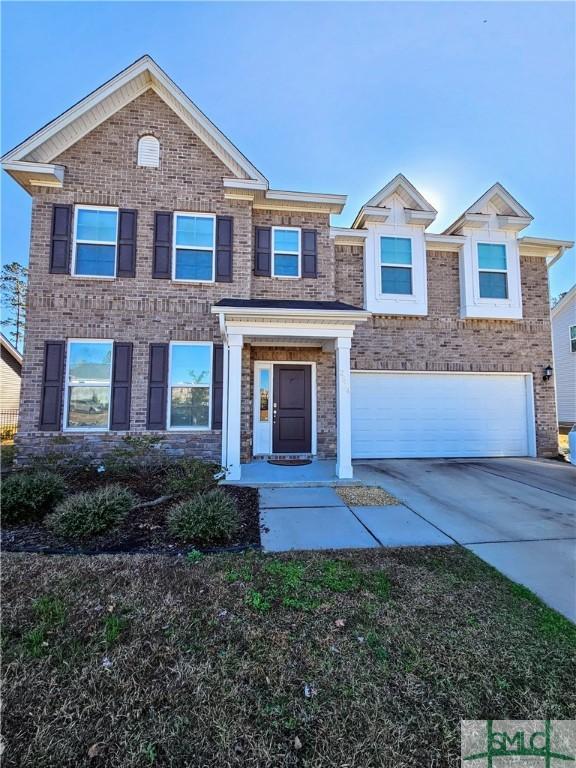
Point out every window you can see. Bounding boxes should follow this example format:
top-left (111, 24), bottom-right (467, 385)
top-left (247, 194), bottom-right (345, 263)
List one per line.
top-left (380, 237), bottom-right (412, 295)
top-left (137, 135), bottom-right (160, 167)
top-left (168, 343), bottom-right (212, 429)
top-left (272, 228), bottom-right (300, 277)
top-left (65, 340), bottom-right (113, 430)
top-left (173, 213), bottom-right (215, 282)
top-left (478, 243), bottom-right (508, 299)
top-left (73, 206), bottom-right (118, 277)
top-left (570, 325), bottom-right (576, 353)
top-left (258, 368), bottom-right (270, 422)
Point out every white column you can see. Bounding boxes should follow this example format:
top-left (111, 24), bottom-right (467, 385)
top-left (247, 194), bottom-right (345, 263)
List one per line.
top-left (335, 336), bottom-right (353, 479)
top-left (225, 334), bottom-right (243, 481)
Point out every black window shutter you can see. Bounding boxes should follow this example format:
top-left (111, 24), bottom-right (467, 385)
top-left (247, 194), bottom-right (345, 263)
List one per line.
top-left (215, 216), bottom-right (233, 282)
top-left (254, 226), bottom-right (271, 276)
top-left (117, 209), bottom-right (137, 277)
top-left (110, 342), bottom-right (133, 431)
top-left (153, 212), bottom-right (172, 279)
top-left (147, 343), bottom-right (169, 430)
top-left (211, 344), bottom-right (224, 429)
top-left (301, 229), bottom-right (317, 278)
top-left (39, 341), bottom-right (65, 430)
top-left (50, 205), bottom-right (72, 274)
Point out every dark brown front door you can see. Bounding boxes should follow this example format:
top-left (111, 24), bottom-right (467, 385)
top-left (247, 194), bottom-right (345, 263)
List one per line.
top-left (272, 365), bottom-right (312, 453)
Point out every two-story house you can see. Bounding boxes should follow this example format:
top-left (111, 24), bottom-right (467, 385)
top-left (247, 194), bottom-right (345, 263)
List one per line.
top-left (2, 56), bottom-right (571, 480)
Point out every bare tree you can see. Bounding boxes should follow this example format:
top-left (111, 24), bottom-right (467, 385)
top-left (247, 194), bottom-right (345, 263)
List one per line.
top-left (1, 261), bottom-right (28, 352)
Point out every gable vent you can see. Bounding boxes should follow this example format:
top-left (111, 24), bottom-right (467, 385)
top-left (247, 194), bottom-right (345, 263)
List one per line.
top-left (137, 135), bottom-right (160, 167)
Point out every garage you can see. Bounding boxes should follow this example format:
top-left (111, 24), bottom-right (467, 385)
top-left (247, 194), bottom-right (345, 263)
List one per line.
top-left (351, 372), bottom-right (534, 459)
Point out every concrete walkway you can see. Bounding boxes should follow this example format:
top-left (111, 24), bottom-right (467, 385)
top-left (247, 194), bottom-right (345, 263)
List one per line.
top-left (354, 458), bottom-right (576, 622)
top-left (260, 486), bottom-right (452, 552)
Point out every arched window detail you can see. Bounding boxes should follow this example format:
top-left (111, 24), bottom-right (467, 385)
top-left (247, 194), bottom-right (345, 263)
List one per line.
top-left (137, 135), bottom-right (160, 167)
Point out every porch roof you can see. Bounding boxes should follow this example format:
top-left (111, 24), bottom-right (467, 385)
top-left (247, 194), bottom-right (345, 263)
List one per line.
top-left (212, 298), bottom-right (365, 313)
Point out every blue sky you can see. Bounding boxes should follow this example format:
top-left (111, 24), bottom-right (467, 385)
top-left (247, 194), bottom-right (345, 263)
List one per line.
top-left (2, 1), bottom-right (574, 298)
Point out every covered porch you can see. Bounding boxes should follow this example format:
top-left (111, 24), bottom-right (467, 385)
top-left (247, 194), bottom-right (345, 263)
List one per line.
top-left (211, 299), bottom-right (369, 481)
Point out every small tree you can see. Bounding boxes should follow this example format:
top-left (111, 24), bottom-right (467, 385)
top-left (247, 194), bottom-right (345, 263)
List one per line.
top-left (1, 261), bottom-right (28, 352)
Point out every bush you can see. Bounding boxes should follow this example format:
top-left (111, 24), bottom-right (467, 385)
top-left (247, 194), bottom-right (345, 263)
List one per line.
top-left (164, 457), bottom-right (221, 496)
top-left (2, 471), bottom-right (66, 525)
top-left (45, 484), bottom-right (136, 539)
top-left (167, 489), bottom-right (239, 547)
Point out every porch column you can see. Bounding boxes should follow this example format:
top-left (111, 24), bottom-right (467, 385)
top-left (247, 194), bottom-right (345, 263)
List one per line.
top-left (225, 333), bottom-right (243, 481)
top-left (335, 336), bottom-right (353, 479)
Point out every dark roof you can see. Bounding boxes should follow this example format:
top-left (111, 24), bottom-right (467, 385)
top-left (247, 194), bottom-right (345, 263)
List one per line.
top-left (213, 299), bottom-right (365, 312)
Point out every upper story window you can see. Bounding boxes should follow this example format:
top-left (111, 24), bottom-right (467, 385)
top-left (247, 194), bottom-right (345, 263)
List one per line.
top-left (168, 342), bottom-right (212, 429)
top-left (380, 237), bottom-right (413, 295)
top-left (272, 227), bottom-right (301, 278)
top-left (173, 213), bottom-right (215, 282)
top-left (478, 243), bottom-right (508, 299)
top-left (73, 206), bottom-right (118, 278)
top-left (570, 325), bottom-right (576, 353)
top-left (137, 135), bottom-right (160, 167)
top-left (65, 340), bottom-right (113, 430)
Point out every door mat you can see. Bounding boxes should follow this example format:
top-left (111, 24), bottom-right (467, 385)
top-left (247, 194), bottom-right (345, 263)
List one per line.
top-left (267, 459), bottom-right (312, 467)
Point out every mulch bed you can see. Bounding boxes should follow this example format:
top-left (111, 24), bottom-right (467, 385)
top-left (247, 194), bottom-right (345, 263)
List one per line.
top-left (1, 485), bottom-right (261, 555)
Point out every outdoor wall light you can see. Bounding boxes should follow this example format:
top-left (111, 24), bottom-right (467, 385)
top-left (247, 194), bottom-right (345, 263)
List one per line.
top-left (543, 365), bottom-right (554, 381)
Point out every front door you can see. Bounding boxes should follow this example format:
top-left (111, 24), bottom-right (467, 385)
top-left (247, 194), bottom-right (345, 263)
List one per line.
top-left (272, 364), bottom-right (312, 453)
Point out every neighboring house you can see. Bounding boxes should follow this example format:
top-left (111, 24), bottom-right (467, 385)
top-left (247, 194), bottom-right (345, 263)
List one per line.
top-left (0, 334), bottom-right (22, 432)
top-left (551, 285), bottom-right (576, 428)
top-left (1, 56), bottom-right (573, 479)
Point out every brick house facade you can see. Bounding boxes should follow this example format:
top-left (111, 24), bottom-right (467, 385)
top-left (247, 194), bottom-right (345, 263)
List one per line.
top-left (2, 56), bottom-right (567, 479)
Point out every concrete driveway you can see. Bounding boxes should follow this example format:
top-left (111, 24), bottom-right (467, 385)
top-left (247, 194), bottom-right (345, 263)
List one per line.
top-left (354, 458), bottom-right (576, 621)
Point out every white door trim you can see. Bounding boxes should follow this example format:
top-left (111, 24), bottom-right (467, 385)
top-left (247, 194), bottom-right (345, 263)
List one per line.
top-left (252, 360), bottom-right (317, 456)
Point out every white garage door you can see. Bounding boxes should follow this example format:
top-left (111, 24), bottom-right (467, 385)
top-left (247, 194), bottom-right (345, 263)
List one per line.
top-left (351, 372), bottom-right (532, 458)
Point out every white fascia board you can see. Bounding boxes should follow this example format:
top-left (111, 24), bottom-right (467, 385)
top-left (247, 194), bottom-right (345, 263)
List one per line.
top-left (443, 213), bottom-right (490, 234)
top-left (2, 160), bottom-right (65, 190)
top-left (263, 189), bottom-right (346, 213)
top-left (424, 233), bottom-right (466, 252)
top-left (517, 237), bottom-right (575, 264)
top-left (211, 306), bottom-right (370, 321)
top-left (352, 206), bottom-right (392, 229)
top-left (331, 227), bottom-right (368, 245)
top-left (404, 209), bottom-right (437, 226)
top-left (496, 215), bottom-right (532, 232)
top-left (467, 182), bottom-right (533, 219)
top-left (222, 178), bottom-right (268, 191)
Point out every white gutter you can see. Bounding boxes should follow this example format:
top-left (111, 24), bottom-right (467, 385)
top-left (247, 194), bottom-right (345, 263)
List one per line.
top-left (210, 305), bottom-right (370, 321)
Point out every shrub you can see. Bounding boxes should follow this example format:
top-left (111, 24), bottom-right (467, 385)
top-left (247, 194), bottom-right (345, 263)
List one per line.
top-left (45, 484), bottom-right (136, 539)
top-left (167, 489), bottom-right (238, 547)
top-left (2, 471), bottom-right (66, 525)
top-left (164, 457), bottom-right (221, 496)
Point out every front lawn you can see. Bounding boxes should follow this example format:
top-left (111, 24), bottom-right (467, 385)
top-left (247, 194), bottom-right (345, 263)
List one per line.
top-left (2, 547), bottom-right (574, 767)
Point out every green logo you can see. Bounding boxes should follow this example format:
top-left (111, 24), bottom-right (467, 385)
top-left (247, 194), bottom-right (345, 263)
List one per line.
top-left (461, 720), bottom-right (575, 767)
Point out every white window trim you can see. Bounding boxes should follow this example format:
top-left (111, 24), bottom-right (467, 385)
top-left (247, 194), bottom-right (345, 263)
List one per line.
top-left (476, 242), bottom-right (509, 301)
top-left (364, 225), bottom-right (428, 315)
top-left (271, 226), bottom-right (301, 279)
top-left (459, 233), bottom-right (523, 319)
top-left (172, 212), bottom-right (216, 284)
top-left (63, 338), bottom-right (114, 432)
top-left (252, 360), bottom-right (317, 456)
top-left (379, 236), bottom-right (414, 298)
top-left (167, 341), bottom-right (213, 431)
top-left (569, 324), bottom-right (576, 353)
top-left (72, 205), bottom-right (118, 279)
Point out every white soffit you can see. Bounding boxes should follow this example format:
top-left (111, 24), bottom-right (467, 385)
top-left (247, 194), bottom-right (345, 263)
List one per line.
top-left (1, 55), bottom-right (268, 184)
top-left (517, 237), bottom-right (575, 264)
top-left (223, 179), bottom-right (346, 213)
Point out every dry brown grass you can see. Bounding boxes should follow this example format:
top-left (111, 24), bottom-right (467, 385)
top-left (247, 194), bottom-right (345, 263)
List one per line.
top-left (336, 485), bottom-right (400, 506)
top-left (2, 548), bottom-right (574, 768)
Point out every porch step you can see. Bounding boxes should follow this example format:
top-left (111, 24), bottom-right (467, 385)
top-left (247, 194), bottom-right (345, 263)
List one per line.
top-left (220, 459), bottom-right (362, 488)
